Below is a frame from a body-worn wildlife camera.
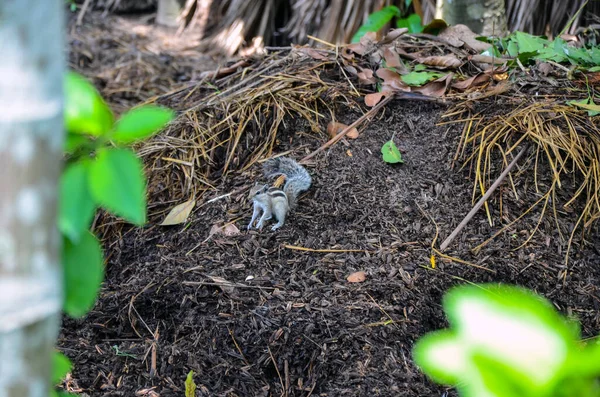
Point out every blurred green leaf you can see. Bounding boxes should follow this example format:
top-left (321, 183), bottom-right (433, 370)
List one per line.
top-left (352, 6), bottom-right (401, 43)
top-left (381, 140), bottom-right (403, 163)
top-left (63, 232), bottom-right (104, 318)
top-left (64, 72), bottom-right (114, 136)
top-left (63, 133), bottom-right (89, 155)
top-left (59, 161), bottom-right (96, 243)
top-left (514, 31), bottom-right (550, 53)
top-left (88, 148), bottom-right (147, 225)
top-left (52, 352), bottom-right (72, 384)
top-left (422, 18), bottom-right (447, 35)
top-left (111, 105), bottom-right (175, 145)
top-left (401, 70), bottom-right (441, 86)
top-left (397, 13), bottom-right (423, 33)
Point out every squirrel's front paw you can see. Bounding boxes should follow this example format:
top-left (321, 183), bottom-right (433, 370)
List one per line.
top-left (271, 224), bottom-right (282, 231)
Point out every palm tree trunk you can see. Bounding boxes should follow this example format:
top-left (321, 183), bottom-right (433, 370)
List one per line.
top-left (0, 1), bottom-right (64, 395)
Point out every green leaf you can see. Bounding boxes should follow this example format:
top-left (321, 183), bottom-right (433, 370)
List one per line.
top-left (59, 161), bottom-right (96, 243)
top-left (52, 352), bottom-right (72, 384)
top-left (514, 31), bottom-right (550, 53)
top-left (351, 6), bottom-right (401, 43)
top-left (63, 232), bottom-right (104, 318)
top-left (64, 71), bottom-right (114, 136)
top-left (64, 133), bottom-right (89, 155)
top-left (396, 13), bottom-right (423, 33)
top-left (567, 98), bottom-right (600, 116)
top-left (111, 105), bottom-right (175, 145)
top-left (185, 370), bottom-right (197, 397)
top-left (401, 70), bottom-right (441, 86)
top-left (88, 147), bottom-right (147, 225)
top-left (381, 140), bottom-right (403, 163)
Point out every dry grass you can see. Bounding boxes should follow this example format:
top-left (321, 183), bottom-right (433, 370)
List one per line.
top-left (137, 50), bottom-right (360, 213)
top-left (445, 101), bottom-right (600, 262)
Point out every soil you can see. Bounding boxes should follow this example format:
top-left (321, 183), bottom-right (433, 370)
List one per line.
top-left (60, 9), bottom-right (600, 397)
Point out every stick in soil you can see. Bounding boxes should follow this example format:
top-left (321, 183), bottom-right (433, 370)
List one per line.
top-left (300, 95), bottom-right (394, 163)
top-left (439, 144), bottom-right (529, 251)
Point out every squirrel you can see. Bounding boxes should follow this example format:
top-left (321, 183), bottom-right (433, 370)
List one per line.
top-left (247, 156), bottom-right (312, 231)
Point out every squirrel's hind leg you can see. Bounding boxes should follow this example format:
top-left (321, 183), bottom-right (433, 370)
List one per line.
top-left (270, 206), bottom-right (287, 231)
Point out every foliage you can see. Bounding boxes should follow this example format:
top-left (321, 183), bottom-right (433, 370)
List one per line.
top-left (352, 6), bottom-right (401, 43)
top-left (185, 370), bottom-right (197, 397)
top-left (413, 284), bottom-right (600, 397)
top-left (352, 1), bottom-right (423, 43)
top-left (381, 139), bottom-right (403, 163)
top-left (482, 31), bottom-right (600, 70)
top-left (53, 71), bottom-right (174, 393)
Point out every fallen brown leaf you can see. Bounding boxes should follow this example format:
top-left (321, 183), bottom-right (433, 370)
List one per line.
top-left (365, 91), bottom-right (388, 107)
top-left (383, 47), bottom-right (405, 70)
top-left (346, 149), bottom-right (353, 157)
top-left (439, 24), bottom-right (491, 52)
top-left (160, 198), bottom-right (196, 226)
top-left (347, 271), bottom-right (367, 283)
top-left (327, 121), bottom-right (359, 139)
top-left (209, 223), bottom-right (240, 238)
top-left (380, 28), bottom-right (408, 44)
top-left (296, 47), bottom-right (330, 61)
top-left (412, 73), bottom-right (453, 97)
top-left (274, 174), bottom-right (286, 187)
top-left (452, 73), bottom-right (491, 91)
top-left (418, 55), bottom-right (463, 69)
top-left (356, 67), bottom-right (376, 84)
top-left (376, 68), bottom-right (410, 91)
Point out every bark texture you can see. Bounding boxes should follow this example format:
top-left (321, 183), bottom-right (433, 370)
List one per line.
top-left (0, 1), bottom-right (64, 396)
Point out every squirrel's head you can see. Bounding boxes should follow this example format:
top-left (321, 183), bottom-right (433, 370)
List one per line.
top-left (248, 183), bottom-right (268, 198)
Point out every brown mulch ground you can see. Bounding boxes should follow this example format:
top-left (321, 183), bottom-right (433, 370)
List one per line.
top-left (59, 9), bottom-right (600, 397)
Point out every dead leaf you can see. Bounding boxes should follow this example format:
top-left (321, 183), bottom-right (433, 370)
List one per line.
top-left (160, 198), bottom-right (196, 225)
top-left (346, 31), bottom-right (378, 56)
top-left (356, 67), bottom-right (376, 84)
top-left (347, 271), bottom-right (367, 283)
top-left (208, 275), bottom-right (235, 293)
top-left (344, 65), bottom-right (358, 76)
top-left (376, 68), bottom-right (410, 91)
top-left (412, 73), bottom-right (453, 97)
top-left (380, 28), bottom-right (408, 44)
top-left (346, 149), bottom-right (353, 157)
top-left (452, 73), bottom-right (491, 91)
top-left (537, 62), bottom-right (553, 76)
top-left (274, 174), bottom-right (286, 187)
top-left (365, 91), bottom-right (387, 107)
top-left (135, 388), bottom-right (160, 397)
top-left (439, 24), bottom-right (491, 52)
top-left (327, 121), bottom-right (359, 139)
top-left (383, 47), bottom-right (405, 70)
top-left (209, 223), bottom-right (240, 238)
top-left (296, 47), bottom-right (330, 60)
top-left (418, 55), bottom-right (463, 69)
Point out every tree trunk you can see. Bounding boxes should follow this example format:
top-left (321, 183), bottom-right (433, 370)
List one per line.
top-left (436, 0), bottom-right (507, 36)
top-left (0, 1), bottom-right (64, 396)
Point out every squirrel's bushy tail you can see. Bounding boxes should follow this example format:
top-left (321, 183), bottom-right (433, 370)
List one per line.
top-left (263, 157), bottom-right (312, 209)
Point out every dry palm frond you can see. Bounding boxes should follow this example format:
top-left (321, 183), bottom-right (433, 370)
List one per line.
top-left (448, 101), bottom-right (600, 262)
top-left (138, 50), bottom-right (358, 215)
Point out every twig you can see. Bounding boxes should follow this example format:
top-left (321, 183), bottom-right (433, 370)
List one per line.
top-left (283, 244), bottom-right (370, 253)
top-left (267, 345), bottom-right (285, 397)
top-left (76, 0), bottom-right (92, 26)
top-left (301, 95), bottom-right (393, 163)
top-left (440, 144), bottom-right (529, 251)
